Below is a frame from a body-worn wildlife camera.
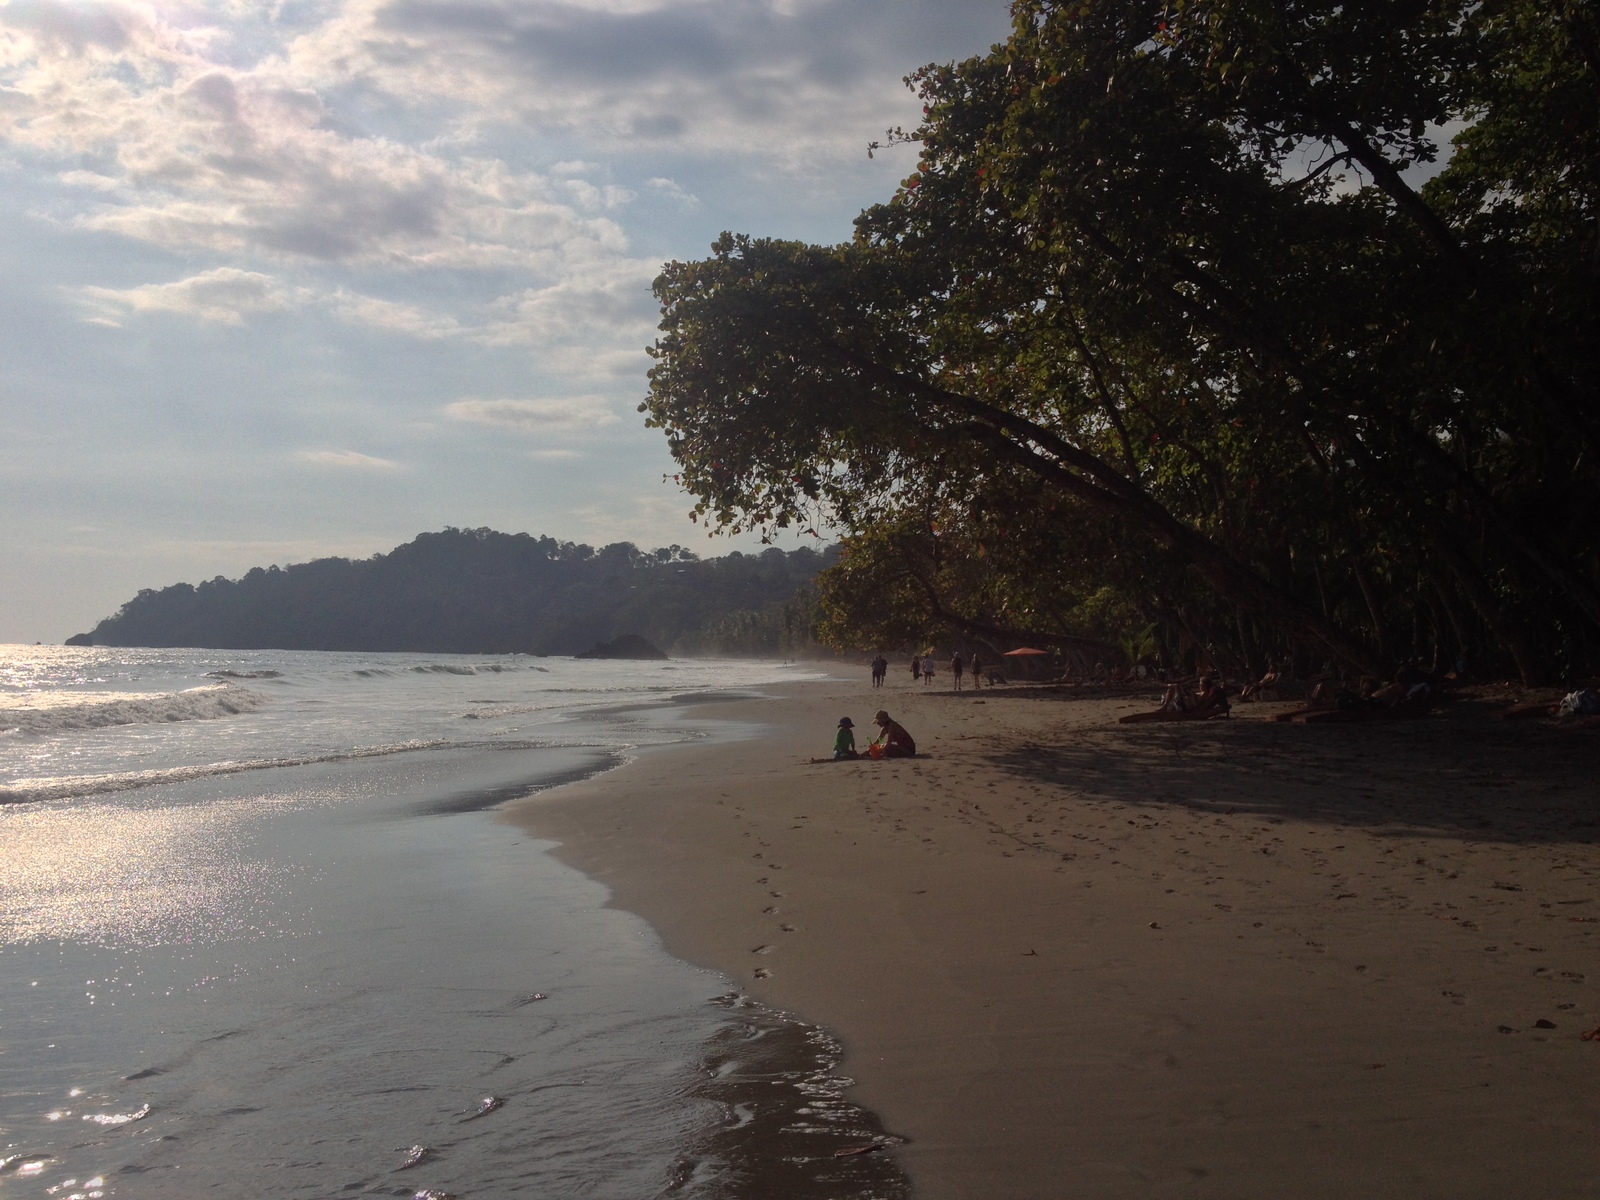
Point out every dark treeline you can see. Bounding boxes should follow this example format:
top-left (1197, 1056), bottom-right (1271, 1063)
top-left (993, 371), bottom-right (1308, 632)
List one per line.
top-left (645, 0), bottom-right (1600, 686)
top-left (67, 528), bottom-right (835, 657)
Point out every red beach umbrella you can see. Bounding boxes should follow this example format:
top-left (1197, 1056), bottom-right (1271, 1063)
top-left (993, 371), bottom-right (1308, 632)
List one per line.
top-left (1002, 647), bottom-right (1050, 656)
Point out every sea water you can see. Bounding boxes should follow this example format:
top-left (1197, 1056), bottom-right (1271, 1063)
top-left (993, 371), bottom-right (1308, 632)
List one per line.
top-left (0, 647), bottom-right (908, 1199)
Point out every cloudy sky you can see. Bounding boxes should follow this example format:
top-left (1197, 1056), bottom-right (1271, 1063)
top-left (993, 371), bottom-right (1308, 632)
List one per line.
top-left (0, 0), bottom-right (1010, 642)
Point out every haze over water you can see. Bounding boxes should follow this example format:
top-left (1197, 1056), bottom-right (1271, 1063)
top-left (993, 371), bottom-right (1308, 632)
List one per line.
top-left (0, 647), bottom-right (909, 1199)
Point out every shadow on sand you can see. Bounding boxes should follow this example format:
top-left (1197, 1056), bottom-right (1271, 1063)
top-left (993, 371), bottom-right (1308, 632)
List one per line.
top-left (978, 702), bottom-right (1599, 847)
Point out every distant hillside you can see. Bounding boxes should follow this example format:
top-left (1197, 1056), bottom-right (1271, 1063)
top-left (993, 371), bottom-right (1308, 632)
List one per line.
top-left (67, 528), bottom-right (836, 656)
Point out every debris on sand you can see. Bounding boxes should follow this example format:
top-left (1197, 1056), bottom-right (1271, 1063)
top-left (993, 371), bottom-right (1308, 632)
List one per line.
top-left (834, 1142), bottom-right (885, 1158)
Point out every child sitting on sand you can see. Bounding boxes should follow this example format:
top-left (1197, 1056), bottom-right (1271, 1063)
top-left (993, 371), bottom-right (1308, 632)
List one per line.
top-left (833, 717), bottom-right (858, 760)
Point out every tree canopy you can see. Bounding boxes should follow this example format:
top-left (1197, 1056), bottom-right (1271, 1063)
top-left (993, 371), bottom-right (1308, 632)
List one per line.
top-left (644, 0), bottom-right (1600, 684)
top-left (67, 528), bottom-right (834, 656)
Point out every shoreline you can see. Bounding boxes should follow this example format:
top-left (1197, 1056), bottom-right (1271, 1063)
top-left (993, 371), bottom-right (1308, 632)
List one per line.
top-left (507, 673), bottom-right (1600, 1198)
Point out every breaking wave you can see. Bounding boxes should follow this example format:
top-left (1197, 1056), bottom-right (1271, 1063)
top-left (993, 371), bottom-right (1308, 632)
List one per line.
top-left (408, 663), bottom-right (527, 675)
top-left (0, 739), bottom-right (452, 806)
top-left (354, 664), bottom-right (547, 679)
top-left (0, 685), bottom-right (269, 738)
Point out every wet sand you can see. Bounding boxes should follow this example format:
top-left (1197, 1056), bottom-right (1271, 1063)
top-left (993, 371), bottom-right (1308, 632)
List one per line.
top-left (506, 676), bottom-right (1600, 1198)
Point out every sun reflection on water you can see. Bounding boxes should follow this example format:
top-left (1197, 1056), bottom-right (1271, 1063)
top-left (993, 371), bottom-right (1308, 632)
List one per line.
top-left (0, 796), bottom-right (306, 948)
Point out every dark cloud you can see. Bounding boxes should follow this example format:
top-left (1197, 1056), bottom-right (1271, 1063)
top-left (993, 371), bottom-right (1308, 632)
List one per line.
top-left (374, 0), bottom-right (1008, 98)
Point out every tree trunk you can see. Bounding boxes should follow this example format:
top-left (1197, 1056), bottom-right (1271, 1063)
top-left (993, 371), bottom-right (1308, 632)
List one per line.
top-left (1437, 544), bottom-right (1551, 686)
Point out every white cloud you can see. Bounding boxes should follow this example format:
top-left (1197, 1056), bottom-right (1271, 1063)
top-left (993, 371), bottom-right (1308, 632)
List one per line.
top-left (58, 170), bottom-right (120, 192)
top-left (647, 176), bottom-right (699, 209)
top-left (81, 268), bottom-right (296, 326)
top-left (567, 490), bottom-right (710, 549)
top-left (297, 449), bottom-right (400, 469)
top-left (0, 6), bottom-right (636, 271)
top-left (0, 0), bottom-right (1004, 386)
top-left (480, 258), bottom-right (659, 346)
top-left (563, 179), bottom-right (635, 210)
top-left (445, 395), bottom-right (619, 433)
top-left (540, 344), bottom-right (653, 381)
top-left (72, 265), bottom-right (659, 359)
top-left (328, 290), bottom-right (462, 339)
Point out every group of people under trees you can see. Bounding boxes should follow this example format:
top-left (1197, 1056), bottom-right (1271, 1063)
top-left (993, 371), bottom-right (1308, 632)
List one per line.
top-left (842, 642), bottom-right (1478, 750)
top-left (1123, 657), bottom-right (1465, 724)
top-left (870, 651), bottom-right (986, 692)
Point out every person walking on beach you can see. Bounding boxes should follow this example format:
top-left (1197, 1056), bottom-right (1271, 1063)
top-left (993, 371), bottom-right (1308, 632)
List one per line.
top-left (970, 652), bottom-right (983, 690)
top-left (871, 654), bottom-right (888, 688)
top-left (911, 656), bottom-right (921, 684)
top-left (951, 651), bottom-right (965, 692)
top-left (869, 710), bottom-right (916, 757)
top-left (921, 653), bottom-right (936, 685)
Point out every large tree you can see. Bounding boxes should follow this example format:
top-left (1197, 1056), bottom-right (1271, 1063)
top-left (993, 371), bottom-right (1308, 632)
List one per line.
top-left (645, 0), bottom-right (1600, 683)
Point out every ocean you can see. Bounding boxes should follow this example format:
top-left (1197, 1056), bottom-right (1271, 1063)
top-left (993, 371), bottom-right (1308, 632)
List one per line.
top-left (0, 646), bottom-right (908, 1199)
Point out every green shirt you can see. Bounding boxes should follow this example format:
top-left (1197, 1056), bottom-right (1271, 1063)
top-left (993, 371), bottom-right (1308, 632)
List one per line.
top-left (833, 727), bottom-right (856, 755)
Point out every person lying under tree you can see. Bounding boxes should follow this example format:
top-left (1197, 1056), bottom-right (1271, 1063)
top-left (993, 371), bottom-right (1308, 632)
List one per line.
top-left (1237, 662), bottom-right (1280, 702)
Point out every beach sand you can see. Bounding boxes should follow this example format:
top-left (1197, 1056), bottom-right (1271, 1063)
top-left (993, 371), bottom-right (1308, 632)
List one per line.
top-left (506, 676), bottom-right (1600, 1198)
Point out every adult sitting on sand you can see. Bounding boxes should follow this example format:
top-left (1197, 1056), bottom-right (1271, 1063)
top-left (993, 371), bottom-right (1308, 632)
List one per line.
top-left (1194, 675), bottom-right (1230, 715)
top-left (1125, 675), bottom-right (1229, 723)
top-left (1367, 663), bottom-right (1431, 707)
top-left (869, 710), bottom-right (917, 757)
top-left (1238, 662), bottom-right (1280, 702)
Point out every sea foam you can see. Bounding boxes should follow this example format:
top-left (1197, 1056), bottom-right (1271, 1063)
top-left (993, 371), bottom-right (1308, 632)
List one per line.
top-left (0, 684), bottom-right (269, 737)
top-left (0, 739), bottom-right (450, 805)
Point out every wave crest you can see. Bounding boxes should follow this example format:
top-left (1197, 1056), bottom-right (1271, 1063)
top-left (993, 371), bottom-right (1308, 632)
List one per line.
top-left (0, 684), bottom-right (269, 737)
top-left (0, 739), bottom-right (450, 805)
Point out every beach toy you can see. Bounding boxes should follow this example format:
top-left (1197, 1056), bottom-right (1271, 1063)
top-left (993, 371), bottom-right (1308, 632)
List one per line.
top-left (868, 743), bottom-right (884, 759)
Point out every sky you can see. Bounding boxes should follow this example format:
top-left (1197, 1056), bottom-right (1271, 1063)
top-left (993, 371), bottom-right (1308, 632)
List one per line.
top-left (0, 0), bottom-right (1012, 643)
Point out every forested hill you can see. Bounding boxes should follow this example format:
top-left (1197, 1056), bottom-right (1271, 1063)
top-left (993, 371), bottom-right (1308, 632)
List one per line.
top-left (66, 528), bottom-right (834, 656)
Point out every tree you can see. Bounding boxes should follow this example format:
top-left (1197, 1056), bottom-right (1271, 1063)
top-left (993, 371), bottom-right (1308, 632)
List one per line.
top-left (646, 0), bottom-right (1600, 683)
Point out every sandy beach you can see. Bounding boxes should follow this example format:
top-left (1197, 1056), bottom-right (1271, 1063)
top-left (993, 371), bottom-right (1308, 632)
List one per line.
top-left (508, 674), bottom-right (1600, 1198)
